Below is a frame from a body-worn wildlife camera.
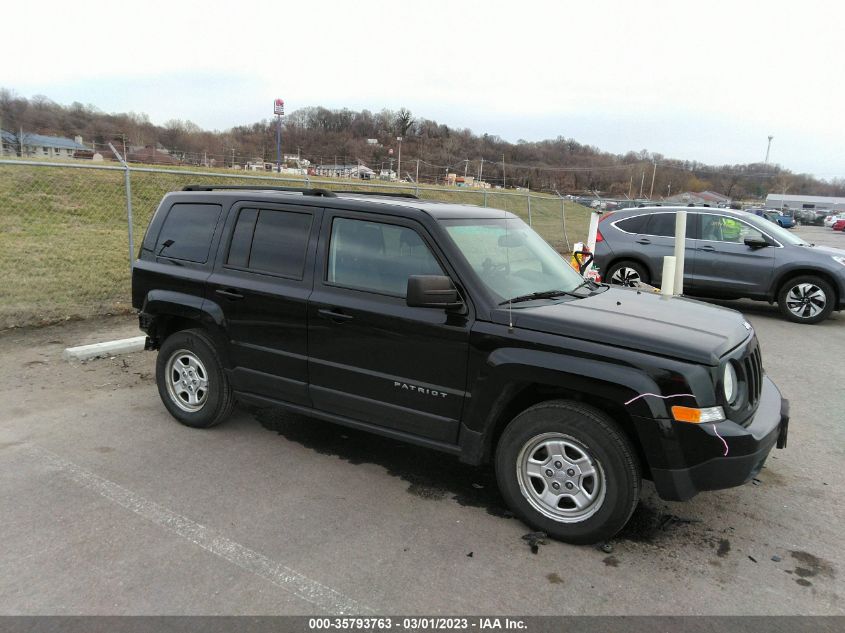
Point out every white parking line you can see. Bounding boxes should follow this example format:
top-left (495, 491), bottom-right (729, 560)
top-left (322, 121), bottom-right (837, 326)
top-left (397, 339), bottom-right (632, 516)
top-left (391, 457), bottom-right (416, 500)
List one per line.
top-left (24, 443), bottom-right (372, 615)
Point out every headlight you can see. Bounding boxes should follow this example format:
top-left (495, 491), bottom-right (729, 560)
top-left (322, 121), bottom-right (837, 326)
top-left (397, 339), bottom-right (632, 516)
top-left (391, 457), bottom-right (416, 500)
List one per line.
top-left (833, 256), bottom-right (845, 267)
top-left (723, 363), bottom-right (738, 405)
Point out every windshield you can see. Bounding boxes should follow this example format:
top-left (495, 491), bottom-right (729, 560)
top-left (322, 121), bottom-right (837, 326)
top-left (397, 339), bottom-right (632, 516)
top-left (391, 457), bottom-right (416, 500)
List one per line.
top-left (442, 218), bottom-right (585, 302)
top-left (743, 213), bottom-right (807, 245)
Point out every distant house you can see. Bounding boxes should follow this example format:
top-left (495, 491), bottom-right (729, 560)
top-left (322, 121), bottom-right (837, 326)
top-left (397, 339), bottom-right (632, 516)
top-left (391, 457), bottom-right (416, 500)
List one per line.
top-left (1, 130), bottom-right (89, 159)
top-left (126, 146), bottom-right (181, 166)
top-left (316, 163), bottom-right (375, 179)
top-left (665, 190), bottom-right (731, 207)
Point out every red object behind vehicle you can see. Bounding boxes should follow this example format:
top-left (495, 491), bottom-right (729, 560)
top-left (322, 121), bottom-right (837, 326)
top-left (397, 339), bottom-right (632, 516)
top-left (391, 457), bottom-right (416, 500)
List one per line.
top-left (833, 219), bottom-right (845, 231)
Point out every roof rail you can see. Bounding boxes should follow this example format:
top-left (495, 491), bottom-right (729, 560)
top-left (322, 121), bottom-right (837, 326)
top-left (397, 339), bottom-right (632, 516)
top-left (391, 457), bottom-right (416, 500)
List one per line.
top-left (333, 190), bottom-right (419, 199)
top-left (182, 184), bottom-right (337, 197)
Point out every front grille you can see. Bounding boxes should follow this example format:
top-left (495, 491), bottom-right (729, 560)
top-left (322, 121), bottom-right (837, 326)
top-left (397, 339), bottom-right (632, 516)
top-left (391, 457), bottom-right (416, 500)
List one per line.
top-left (743, 344), bottom-right (763, 408)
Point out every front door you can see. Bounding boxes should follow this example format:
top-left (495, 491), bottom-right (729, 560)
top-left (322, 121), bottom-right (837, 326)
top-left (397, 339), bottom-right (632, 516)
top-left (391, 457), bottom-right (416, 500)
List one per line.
top-left (307, 211), bottom-right (471, 444)
top-left (689, 213), bottom-right (774, 298)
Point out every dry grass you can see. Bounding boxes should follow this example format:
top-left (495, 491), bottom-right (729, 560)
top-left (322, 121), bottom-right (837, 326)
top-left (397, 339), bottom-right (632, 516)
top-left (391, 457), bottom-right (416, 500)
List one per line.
top-left (0, 163), bottom-right (591, 329)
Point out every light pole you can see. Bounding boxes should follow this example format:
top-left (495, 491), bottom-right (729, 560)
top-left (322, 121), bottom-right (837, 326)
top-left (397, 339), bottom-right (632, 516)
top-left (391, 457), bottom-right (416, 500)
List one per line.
top-left (765, 135), bottom-right (774, 164)
top-left (274, 98), bottom-right (285, 173)
top-left (396, 137), bottom-right (402, 181)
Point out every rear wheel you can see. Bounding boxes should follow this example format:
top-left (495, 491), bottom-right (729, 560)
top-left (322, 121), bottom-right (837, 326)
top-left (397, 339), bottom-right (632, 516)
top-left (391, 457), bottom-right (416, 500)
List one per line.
top-left (156, 329), bottom-right (235, 428)
top-left (777, 275), bottom-right (835, 324)
top-left (495, 401), bottom-right (641, 544)
top-left (606, 260), bottom-right (649, 287)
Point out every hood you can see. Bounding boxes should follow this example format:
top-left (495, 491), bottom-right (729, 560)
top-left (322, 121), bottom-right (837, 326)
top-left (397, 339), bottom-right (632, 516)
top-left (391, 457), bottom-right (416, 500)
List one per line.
top-left (502, 287), bottom-right (751, 365)
top-left (804, 244), bottom-right (845, 258)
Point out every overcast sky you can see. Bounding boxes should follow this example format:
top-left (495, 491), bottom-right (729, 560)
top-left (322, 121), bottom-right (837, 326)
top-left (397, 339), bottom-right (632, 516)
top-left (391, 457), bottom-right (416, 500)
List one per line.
top-left (3, 0), bottom-right (843, 178)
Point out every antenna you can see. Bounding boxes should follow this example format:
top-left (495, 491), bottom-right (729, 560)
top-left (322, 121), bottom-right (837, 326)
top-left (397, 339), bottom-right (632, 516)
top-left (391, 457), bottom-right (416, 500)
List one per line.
top-left (505, 209), bottom-right (513, 333)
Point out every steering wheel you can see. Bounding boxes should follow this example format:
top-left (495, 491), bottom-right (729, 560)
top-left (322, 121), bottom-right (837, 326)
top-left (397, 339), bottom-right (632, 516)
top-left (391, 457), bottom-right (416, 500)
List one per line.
top-left (482, 257), bottom-right (509, 276)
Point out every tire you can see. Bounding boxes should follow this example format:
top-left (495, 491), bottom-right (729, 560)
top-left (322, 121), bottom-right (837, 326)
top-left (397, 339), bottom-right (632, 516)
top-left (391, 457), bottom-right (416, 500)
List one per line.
top-left (156, 328), bottom-right (235, 428)
top-left (495, 400), bottom-right (641, 545)
top-left (605, 260), bottom-right (649, 287)
top-left (777, 275), bottom-right (835, 324)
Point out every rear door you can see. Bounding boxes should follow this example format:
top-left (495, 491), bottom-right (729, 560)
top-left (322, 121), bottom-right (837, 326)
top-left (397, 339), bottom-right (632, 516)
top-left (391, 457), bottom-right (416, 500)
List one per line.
top-left (637, 211), bottom-right (697, 285)
top-left (206, 201), bottom-right (321, 406)
top-left (689, 213), bottom-right (774, 298)
top-left (307, 210), bottom-right (471, 444)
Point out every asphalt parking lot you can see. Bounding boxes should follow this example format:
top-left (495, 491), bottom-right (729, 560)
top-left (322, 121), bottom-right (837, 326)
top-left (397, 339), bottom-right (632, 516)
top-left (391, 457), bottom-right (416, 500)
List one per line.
top-left (0, 225), bottom-right (843, 615)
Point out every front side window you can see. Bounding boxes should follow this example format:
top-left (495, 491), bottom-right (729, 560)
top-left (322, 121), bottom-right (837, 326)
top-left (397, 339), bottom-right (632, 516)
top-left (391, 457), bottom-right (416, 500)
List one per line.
top-left (700, 214), bottom-right (764, 244)
top-left (156, 203), bottom-right (223, 263)
top-left (443, 218), bottom-right (584, 302)
top-left (327, 218), bottom-right (443, 296)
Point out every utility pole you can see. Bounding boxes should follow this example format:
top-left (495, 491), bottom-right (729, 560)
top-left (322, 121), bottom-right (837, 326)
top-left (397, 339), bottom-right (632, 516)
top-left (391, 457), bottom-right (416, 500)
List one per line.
top-left (765, 135), bottom-right (774, 164)
top-left (639, 170), bottom-right (645, 198)
top-left (649, 160), bottom-right (657, 199)
top-left (464, 159), bottom-right (468, 178)
top-left (628, 175), bottom-right (633, 198)
top-left (231, 147), bottom-right (236, 169)
top-left (396, 137), bottom-right (402, 182)
top-left (502, 154), bottom-right (506, 188)
top-left (667, 181), bottom-right (672, 197)
top-left (478, 157), bottom-right (484, 183)
top-left (416, 158), bottom-right (420, 184)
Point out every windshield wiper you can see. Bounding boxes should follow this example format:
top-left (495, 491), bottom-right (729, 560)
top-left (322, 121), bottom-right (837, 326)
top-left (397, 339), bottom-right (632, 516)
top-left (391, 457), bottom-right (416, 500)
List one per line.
top-left (499, 289), bottom-right (585, 305)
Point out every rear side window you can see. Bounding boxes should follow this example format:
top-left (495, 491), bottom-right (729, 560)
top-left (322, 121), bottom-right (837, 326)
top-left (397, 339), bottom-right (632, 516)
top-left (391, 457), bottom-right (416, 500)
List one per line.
top-left (226, 208), bottom-right (312, 278)
top-left (644, 213), bottom-right (695, 238)
top-left (646, 213), bottom-right (677, 237)
top-left (156, 203), bottom-right (223, 263)
top-left (614, 215), bottom-right (649, 233)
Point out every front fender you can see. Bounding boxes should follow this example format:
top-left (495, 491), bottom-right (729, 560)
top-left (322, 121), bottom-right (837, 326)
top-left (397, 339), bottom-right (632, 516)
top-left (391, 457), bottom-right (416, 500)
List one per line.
top-left (459, 343), bottom-right (714, 467)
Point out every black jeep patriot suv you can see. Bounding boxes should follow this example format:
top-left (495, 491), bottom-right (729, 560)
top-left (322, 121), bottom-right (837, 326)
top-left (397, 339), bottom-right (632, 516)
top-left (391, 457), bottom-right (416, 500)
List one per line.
top-left (132, 185), bottom-right (790, 544)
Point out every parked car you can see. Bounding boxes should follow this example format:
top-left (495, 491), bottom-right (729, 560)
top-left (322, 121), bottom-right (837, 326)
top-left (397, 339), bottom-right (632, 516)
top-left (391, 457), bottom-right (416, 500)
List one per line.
top-left (832, 218), bottom-right (845, 231)
top-left (797, 209), bottom-right (832, 226)
top-left (752, 209), bottom-right (795, 229)
top-left (594, 206), bottom-right (845, 324)
top-left (132, 186), bottom-right (789, 544)
top-left (824, 214), bottom-right (845, 229)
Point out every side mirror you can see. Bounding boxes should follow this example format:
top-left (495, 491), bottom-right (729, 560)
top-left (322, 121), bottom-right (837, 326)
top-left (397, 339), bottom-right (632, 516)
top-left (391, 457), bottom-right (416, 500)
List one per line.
top-left (406, 275), bottom-right (462, 309)
top-left (744, 236), bottom-right (770, 249)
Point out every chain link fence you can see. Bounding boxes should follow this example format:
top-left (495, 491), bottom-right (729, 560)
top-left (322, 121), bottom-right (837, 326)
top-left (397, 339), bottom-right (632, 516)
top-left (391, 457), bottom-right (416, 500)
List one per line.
top-left (0, 159), bottom-right (590, 329)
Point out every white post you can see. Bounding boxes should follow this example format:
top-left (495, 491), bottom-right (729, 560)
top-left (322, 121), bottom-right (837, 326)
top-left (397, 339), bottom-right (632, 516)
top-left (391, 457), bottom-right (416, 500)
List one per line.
top-left (673, 210), bottom-right (687, 295)
top-left (585, 210), bottom-right (601, 255)
top-left (661, 256), bottom-right (676, 296)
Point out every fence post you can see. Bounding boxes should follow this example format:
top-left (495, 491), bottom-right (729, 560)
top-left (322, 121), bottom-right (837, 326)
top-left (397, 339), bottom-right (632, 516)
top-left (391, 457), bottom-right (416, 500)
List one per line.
top-left (527, 191), bottom-right (532, 226)
top-left (109, 143), bottom-right (135, 270)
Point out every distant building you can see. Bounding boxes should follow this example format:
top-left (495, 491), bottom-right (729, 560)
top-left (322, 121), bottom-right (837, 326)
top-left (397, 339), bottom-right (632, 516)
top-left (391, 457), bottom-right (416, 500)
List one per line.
top-left (766, 193), bottom-right (845, 212)
top-left (1, 130), bottom-right (89, 158)
top-left (665, 190), bottom-right (731, 207)
top-left (316, 163), bottom-right (375, 179)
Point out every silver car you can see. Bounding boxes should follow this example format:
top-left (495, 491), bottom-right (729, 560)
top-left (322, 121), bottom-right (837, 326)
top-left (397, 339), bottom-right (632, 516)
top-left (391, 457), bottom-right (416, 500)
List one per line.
top-left (594, 206), bottom-right (845, 324)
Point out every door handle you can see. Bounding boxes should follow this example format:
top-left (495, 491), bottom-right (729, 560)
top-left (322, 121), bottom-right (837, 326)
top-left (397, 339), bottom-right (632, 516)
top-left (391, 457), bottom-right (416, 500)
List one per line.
top-left (318, 308), bottom-right (354, 323)
top-left (698, 245), bottom-right (716, 252)
top-left (635, 238), bottom-right (651, 245)
top-left (215, 288), bottom-right (244, 300)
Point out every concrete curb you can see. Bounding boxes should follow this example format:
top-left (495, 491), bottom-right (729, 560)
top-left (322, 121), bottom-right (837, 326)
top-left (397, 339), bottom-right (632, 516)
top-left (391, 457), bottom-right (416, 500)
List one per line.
top-left (63, 336), bottom-right (147, 362)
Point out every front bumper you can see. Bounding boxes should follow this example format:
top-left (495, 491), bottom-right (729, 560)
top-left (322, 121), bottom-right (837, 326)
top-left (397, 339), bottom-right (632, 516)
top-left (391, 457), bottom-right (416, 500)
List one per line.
top-left (649, 376), bottom-right (789, 501)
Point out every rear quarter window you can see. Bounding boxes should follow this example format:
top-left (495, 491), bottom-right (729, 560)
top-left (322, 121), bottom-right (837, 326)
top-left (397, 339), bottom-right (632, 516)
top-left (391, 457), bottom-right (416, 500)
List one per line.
top-left (155, 203), bottom-right (223, 263)
top-left (614, 215), bottom-right (649, 233)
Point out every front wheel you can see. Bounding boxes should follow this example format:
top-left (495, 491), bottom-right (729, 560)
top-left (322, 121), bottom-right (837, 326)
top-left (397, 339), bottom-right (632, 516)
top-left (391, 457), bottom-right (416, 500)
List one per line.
top-left (495, 401), bottom-right (641, 544)
top-left (777, 276), bottom-right (835, 324)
